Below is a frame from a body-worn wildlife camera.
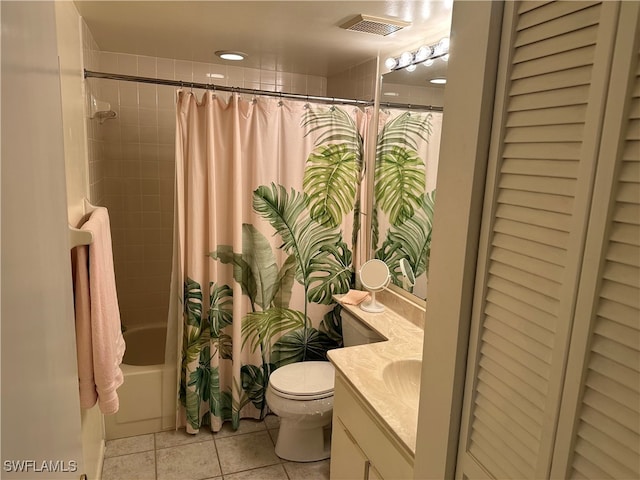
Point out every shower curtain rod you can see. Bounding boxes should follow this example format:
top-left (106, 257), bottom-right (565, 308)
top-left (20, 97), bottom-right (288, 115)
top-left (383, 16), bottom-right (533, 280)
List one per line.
top-left (83, 69), bottom-right (444, 113)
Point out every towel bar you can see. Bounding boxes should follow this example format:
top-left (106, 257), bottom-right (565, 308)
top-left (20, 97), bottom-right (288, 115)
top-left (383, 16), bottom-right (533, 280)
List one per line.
top-left (68, 198), bottom-right (99, 248)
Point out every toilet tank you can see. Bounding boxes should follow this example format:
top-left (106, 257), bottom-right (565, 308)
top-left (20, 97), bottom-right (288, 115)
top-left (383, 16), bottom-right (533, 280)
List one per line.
top-left (341, 310), bottom-right (383, 346)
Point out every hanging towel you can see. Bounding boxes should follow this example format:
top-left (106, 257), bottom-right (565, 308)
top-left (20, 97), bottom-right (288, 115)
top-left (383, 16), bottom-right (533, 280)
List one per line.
top-left (72, 245), bottom-right (98, 409)
top-left (72, 207), bottom-right (125, 414)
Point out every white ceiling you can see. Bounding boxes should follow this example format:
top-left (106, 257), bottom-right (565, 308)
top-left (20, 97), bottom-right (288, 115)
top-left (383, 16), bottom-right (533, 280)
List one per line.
top-left (74, 1), bottom-right (453, 78)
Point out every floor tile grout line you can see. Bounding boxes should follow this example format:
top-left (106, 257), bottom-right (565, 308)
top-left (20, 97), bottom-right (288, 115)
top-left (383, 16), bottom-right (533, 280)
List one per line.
top-left (103, 447), bottom-right (156, 459)
top-left (154, 436), bottom-right (215, 451)
top-left (212, 432), bottom-right (223, 478)
top-left (153, 432), bottom-right (158, 480)
top-left (216, 460), bottom-right (285, 478)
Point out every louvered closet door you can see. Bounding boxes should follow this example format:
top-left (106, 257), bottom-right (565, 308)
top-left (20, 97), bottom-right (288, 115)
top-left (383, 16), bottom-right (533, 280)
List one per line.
top-left (550, 3), bottom-right (640, 479)
top-left (455, 2), bottom-right (620, 479)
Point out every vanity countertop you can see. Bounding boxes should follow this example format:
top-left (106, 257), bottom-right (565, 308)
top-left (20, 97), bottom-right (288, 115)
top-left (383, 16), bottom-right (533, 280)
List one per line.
top-left (327, 294), bottom-right (424, 458)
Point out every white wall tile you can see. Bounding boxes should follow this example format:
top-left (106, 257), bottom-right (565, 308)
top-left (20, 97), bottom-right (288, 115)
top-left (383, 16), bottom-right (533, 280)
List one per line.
top-left (138, 84), bottom-right (157, 108)
top-left (140, 126), bottom-right (158, 144)
top-left (260, 69), bottom-right (276, 86)
top-left (157, 86), bottom-right (175, 108)
top-left (100, 52), bottom-right (119, 73)
top-left (119, 83), bottom-right (138, 106)
top-left (121, 125), bottom-right (140, 144)
top-left (156, 57), bottom-right (175, 80)
top-left (192, 61), bottom-right (210, 84)
top-left (117, 54), bottom-right (138, 75)
top-left (137, 56), bottom-right (157, 78)
top-left (119, 106), bottom-right (139, 125)
top-left (138, 107), bottom-right (158, 126)
top-left (174, 60), bottom-right (193, 82)
top-left (226, 66), bottom-right (243, 87)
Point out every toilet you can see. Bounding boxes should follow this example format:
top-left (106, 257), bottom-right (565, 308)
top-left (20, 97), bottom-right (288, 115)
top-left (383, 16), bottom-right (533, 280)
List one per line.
top-left (266, 310), bottom-right (382, 462)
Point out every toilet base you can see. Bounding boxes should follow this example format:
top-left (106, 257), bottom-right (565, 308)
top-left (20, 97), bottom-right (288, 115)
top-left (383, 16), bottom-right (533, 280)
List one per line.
top-left (274, 420), bottom-right (332, 462)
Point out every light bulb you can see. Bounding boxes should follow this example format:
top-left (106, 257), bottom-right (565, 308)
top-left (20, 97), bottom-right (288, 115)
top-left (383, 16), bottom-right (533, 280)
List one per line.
top-left (215, 50), bottom-right (247, 61)
top-left (385, 57), bottom-right (398, 70)
top-left (423, 59), bottom-right (434, 67)
top-left (414, 45), bottom-right (433, 63)
top-left (434, 37), bottom-right (450, 56)
top-left (441, 54), bottom-right (449, 62)
top-left (398, 51), bottom-right (414, 68)
top-left (406, 64), bottom-right (417, 72)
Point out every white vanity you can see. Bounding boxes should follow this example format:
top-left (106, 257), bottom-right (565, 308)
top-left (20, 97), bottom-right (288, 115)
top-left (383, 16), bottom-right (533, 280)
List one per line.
top-left (328, 295), bottom-right (424, 480)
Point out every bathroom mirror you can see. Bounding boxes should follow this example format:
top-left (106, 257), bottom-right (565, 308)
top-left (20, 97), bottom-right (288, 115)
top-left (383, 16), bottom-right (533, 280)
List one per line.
top-left (359, 259), bottom-right (390, 313)
top-left (366, 10), bottom-right (451, 303)
top-left (371, 64), bottom-right (446, 302)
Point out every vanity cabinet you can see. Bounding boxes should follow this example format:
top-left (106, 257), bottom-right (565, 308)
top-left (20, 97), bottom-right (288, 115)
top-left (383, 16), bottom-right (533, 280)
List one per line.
top-left (330, 375), bottom-right (413, 480)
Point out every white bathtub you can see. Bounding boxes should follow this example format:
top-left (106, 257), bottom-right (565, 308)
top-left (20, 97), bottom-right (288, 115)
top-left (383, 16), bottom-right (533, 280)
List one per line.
top-left (104, 324), bottom-right (176, 440)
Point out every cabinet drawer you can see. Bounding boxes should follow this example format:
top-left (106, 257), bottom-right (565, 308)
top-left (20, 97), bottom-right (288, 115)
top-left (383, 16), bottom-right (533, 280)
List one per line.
top-left (333, 374), bottom-right (414, 480)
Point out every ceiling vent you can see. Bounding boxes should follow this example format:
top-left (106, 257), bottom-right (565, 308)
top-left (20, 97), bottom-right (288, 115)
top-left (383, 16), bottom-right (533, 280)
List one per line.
top-left (339, 14), bottom-right (410, 36)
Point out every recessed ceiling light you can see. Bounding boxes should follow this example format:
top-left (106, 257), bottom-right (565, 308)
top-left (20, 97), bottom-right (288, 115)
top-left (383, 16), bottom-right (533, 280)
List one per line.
top-left (206, 73), bottom-right (225, 79)
top-left (430, 78), bottom-right (447, 85)
top-left (215, 51), bottom-right (247, 61)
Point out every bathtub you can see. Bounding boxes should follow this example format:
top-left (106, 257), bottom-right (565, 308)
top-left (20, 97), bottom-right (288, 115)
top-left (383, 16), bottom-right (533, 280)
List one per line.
top-left (104, 324), bottom-right (176, 440)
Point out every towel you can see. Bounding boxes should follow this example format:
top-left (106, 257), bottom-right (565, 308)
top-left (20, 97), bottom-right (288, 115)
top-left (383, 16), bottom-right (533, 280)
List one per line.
top-left (72, 245), bottom-right (98, 409)
top-left (73, 207), bottom-right (125, 414)
top-left (340, 289), bottom-right (371, 305)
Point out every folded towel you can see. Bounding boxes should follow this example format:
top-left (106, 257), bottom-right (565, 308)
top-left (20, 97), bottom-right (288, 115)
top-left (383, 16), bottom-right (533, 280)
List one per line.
top-left (341, 289), bottom-right (370, 305)
top-left (73, 207), bottom-right (125, 414)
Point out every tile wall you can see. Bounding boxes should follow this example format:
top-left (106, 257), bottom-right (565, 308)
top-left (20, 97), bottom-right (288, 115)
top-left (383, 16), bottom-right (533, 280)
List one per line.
top-left (82, 20), bottom-right (105, 206)
top-left (326, 57), bottom-right (378, 101)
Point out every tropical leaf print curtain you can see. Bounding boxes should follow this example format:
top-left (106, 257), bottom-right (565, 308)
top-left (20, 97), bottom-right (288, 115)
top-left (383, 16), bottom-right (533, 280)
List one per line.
top-left (172, 91), bottom-right (367, 433)
top-left (373, 109), bottom-right (442, 297)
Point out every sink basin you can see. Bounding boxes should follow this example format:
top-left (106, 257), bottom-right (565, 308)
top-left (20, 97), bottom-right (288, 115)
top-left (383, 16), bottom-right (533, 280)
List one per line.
top-left (382, 359), bottom-right (422, 410)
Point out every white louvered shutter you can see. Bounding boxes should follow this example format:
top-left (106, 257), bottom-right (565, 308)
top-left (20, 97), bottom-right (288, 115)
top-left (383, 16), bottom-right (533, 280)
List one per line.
top-left (455, 2), bottom-right (621, 479)
top-left (550, 3), bottom-right (640, 479)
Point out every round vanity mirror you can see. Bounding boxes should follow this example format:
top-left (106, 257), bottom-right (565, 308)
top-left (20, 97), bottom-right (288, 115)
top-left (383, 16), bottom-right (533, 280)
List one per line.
top-left (359, 259), bottom-right (390, 313)
top-left (400, 258), bottom-right (416, 290)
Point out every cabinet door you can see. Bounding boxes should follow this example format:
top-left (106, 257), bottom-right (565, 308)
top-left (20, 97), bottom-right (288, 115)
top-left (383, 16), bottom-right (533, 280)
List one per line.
top-left (331, 418), bottom-right (367, 480)
top-left (550, 3), bottom-right (640, 478)
top-left (455, 1), bottom-right (621, 478)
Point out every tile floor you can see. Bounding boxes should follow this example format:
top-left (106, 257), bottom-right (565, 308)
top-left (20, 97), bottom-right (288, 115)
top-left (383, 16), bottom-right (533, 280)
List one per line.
top-left (101, 416), bottom-right (330, 480)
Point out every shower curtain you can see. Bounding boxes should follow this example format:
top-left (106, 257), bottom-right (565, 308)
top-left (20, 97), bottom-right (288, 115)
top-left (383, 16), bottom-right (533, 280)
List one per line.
top-left (170, 90), bottom-right (369, 433)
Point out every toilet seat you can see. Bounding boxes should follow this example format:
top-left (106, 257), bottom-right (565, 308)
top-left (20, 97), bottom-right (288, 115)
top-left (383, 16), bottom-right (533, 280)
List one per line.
top-left (268, 361), bottom-right (335, 400)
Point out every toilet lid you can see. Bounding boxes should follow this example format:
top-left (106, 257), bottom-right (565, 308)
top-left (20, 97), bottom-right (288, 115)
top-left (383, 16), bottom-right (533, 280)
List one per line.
top-left (269, 361), bottom-right (335, 398)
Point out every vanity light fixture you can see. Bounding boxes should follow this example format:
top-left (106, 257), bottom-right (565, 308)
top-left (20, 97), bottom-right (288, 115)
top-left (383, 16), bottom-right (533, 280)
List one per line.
top-left (385, 36), bottom-right (449, 72)
top-left (215, 50), bottom-right (247, 61)
top-left (430, 78), bottom-right (447, 84)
